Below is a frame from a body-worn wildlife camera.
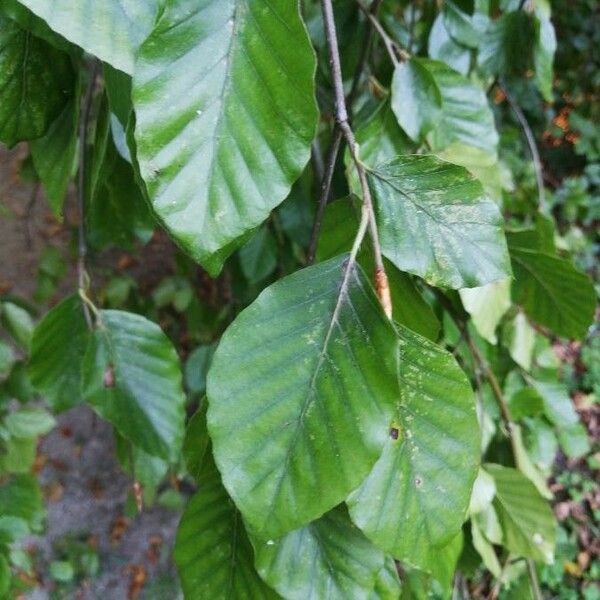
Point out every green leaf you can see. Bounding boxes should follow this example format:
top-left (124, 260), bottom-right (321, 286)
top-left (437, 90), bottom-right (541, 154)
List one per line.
top-left (471, 518), bottom-right (501, 577)
top-left (103, 63), bottom-right (133, 127)
top-left (508, 246), bottom-right (595, 339)
top-left (0, 474), bottom-right (44, 528)
top-left (485, 464), bottom-right (555, 563)
top-left (391, 58), bottom-right (442, 142)
top-left (435, 143), bottom-right (512, 203)
top-left (4, 408), bottom-right (55, 438)
top-left (0, 436), bottom-right (37, 474)
top-left (530, 380), bottom-right (590, 458)
top-left (0, 554), bottom-right (9, 597)
top-left (524, 417), bottom-right (558, 471)
top-left (370, 557), bottom-right (401, 600)
top-left (87, 140), bottom-right (155, 250)
top-left (184, 345), bottom-right (216, 396)
top-left (427, 533), bottom-right (464, 595)
top-left (469, 468), bottom-right (496, 515)
top-left (30, 96), bottom-right (79, 218)
top-left (420, 59), bottom-right (498, 156)
top-left (460, 279), bottom-right (511, 344)
top-left (133, 0), bottom-right (318, 275)
top-left (174, 459), bottom-right (276, 599)
top-left (503, 312), bottom-right (536, 371)
top-left (239, 226), bottom-right (278, 284)
top-left (316, 198), bottom-right (439, 340)
top-left (16, 0), bottom-right (160, 74)
top-left (428, 14), bottom-right (470, 76)
top-left (207, 256), bottom-right (398, 537)
top-left (0, 302), bottom-right (34, 350)
top-left (0, 516), bottom-right (29, 545)
top-left (182, 405), bottom-right (210, 481)
top-left (508, 388), bottom-right (545, 421)
top-left (534, 14), bottom-right (556, 102)
top-left (386, 262), bottom-right (440, 342)
top-left (511, 424), bottom-right (552, 500)
top-left (81, 310), bottom-right (186, 460)
top-left (443, 1), bottom-right (488, 48)
top-left (49, 560), bottom-right (75, 583)
top-left (28, 295), bottom-right (89, 412)
top-left (0, 341), bottom-right (14, 380)
top-left (347, 324), bottom-right (479, 565)
top-left (368, 155), bottom-right (511, 289)
top-left (255, 506), bottom-right (386, 600)
top-left (479, 11), bottom-right (535, 79)
top-left (354, 99), bottom-right (414, 168)
top-left (0, 0), bottom-right (75, 54)
top-left (0, 13), bottom-right (74, 147)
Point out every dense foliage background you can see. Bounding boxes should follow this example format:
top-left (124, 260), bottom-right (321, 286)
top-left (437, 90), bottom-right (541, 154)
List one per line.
top-left (0, 0), bottom-right (598, 598)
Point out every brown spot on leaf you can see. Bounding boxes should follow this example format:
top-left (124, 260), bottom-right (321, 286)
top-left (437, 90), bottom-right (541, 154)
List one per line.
top-left (390, 427), bottom-right (399, 440)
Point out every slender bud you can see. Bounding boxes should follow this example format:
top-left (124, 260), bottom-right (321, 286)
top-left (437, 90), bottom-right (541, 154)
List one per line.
top-left (375, 267), bottom-right (392, 319)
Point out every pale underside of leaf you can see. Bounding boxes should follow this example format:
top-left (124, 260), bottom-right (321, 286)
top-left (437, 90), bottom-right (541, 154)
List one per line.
top-left (133, 0), bottom-right (318, 274)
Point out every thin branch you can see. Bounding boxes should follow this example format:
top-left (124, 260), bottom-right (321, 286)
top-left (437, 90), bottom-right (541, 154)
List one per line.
top-left (407, 0), bottom-right (418, 53)
top-left (501, 81), bottom-right (547, 212)
top-left (440, 297), bottom-right (544, 600)
top-left (321, 0), bottom-right (392, 318)
top-left (355, 0), bottom-right (402, 65)
top-left (307, 129), bottom-right (342, 265)
top-left (526, 558), bottom-right (543, 600)
top-left (311, 138), bottom-right (325, 184)
top-left (307, 0), bottom-right (384, 267)
top-left (77, 60), bottom-right (100, 329)
top-left (348, 0), bottom-right (383, 102)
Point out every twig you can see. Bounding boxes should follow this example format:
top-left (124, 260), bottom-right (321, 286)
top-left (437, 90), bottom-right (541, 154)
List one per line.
top-left (307, 130), bottom-right (342, 265)
top-left (407, 0), bottom-right (418, 53)
top-left (307, 0), bottom-right (384, 266)
top-left (355, 0), bottom-right (402, 65)
top-left (77, 60), bottom-right (100, 329)
top-left (321, 0), bottom-right (392, 318)
top-left (440, 296), bottom-right (544, 600)
top-left (311, 138), bottom-right (325, 184)
top-left (501, 82), bottom-right (546, 212)
top-left (23, 182), bottom-right (40, 248)
top-left (348, 0), bottom-right (383, 102)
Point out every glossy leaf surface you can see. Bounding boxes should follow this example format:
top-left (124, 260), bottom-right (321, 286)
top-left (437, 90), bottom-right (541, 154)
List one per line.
top-left (207, 256), bottom-right (398, 537)
top-left (174, 459), bottom-right (276, 599)
top-left (391, 58), bottom-right (441, 143)
top-left (82, 310), bottom-right (186, 460)
top-left (133, 0), bottom-right (318, 274)
top-left (28, 296), bottom-right (88, 413)
top-left (255, 506), bottom-right (385, 600)
top-left (0, 13), bottom-right (74, 146)
top-left (485, 464), bottom-right (555, 564)
top-left (368, 155), bottom-right (511, 289)
top-left (16, 0), bottom-right (159, 74)
top-left (347, 324), bottom-right (479, 564)
top-left (509, 246), bottom-right (595, 339)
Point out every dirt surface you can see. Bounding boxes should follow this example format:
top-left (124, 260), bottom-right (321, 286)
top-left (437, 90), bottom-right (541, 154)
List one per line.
top-left (28, 407), bottom-right (181, 600)
top-left (1, 146), bottom-right (182, 599)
